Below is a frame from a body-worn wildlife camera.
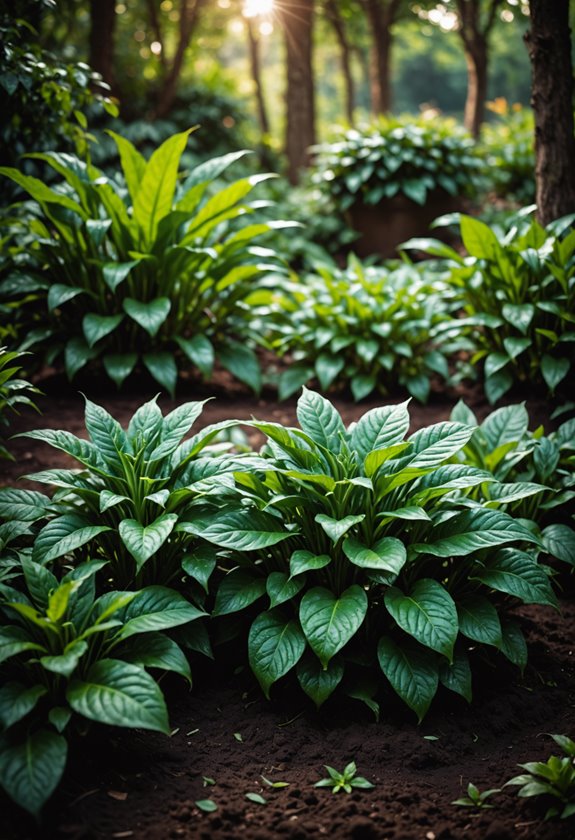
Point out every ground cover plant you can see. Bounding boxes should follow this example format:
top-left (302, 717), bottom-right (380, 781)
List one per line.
top-left (506, 734), bottom-right (575, 821)
top-left (403, 209), bottom-right (575, 402)
top-left (182, 388), bottom-right (557, 722)
top-left (311, 116), bottom-right (484, 212)
top-left (0, 130), bottom-right (293, 395)
top-left (263, 256), bottom-right (459, 402)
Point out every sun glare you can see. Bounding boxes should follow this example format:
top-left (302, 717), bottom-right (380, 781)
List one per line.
top-left (243, 0), bottom-right (274, 19)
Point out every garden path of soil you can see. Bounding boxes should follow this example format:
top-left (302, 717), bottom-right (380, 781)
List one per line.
top-left (1, 372), bottom-right (574, 840)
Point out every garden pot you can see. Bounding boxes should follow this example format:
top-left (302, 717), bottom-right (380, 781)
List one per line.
top-left (348, 188), bottom-right (460, 259)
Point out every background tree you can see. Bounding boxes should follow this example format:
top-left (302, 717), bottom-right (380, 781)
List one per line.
top-left (525, 0), bottom-right (575, 224)
top-left (88, 0), bottom-right (116, 90)
top-left (359, 0), bottom-right (404, 114)
top-left (324, 0), bottom-right (356, 123)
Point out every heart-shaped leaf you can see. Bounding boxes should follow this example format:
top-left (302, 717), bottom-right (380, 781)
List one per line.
top-left (249, 610), bottom-right (306, 698)
top-left (299, 585), bottom-right (367, 668)
top-left (119, 514), bottom-right (178, 572)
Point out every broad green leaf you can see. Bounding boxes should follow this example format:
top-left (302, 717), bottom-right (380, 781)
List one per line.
top-left (460, 215), bottom-right (500, 259)
top-left (480, 403), bottom-right (529, 450)
top-left (266, 572), bottom-right (305, 608)
top-left (67, 658), bottom-right (170, 733)
top-left (218, 341), bottom-right (262, 394)
top-left (175, 335), bottom-right (214, 378)
top-left (119, 586), bottom-right (205, 638)
top-left (47, 284), bottom-right (85, 311)
top-left (456, 594), bottom-right (502, 647)
top-left (377, 506), bottom-right (431, 522)
top-left (0, 626), bottom-right (44, 665)
top-left (315, 513), bottom-right (365, 544)
top-left (212, 568), bottom-right (266, 616)
top-left (143, 352), bottom-right (178, 398)
top-left (299, 585), bottom-right (367, 668)
top-left (248, 610), bottom-right (306, 698)
top-left (541, 355), bottom-right (569, 393)
top-left (0, 683), bottom-right (47, 730)
top-left (84, 397), bottom-right (128, 466)
top-left (21, 557), bottom-right (58, 610)
top-left (149, 400), bottom-right (207, 461)
top-left (472, 548), bottom-right (558, 607)
top-left (438, 647), bottom-right (472, 702)
top-left (0, 729), bottom-right (67, 817)
top-left (384, 580), bottom-right (458, 661)
top-left (297, 654), bottom-right (344, 708)
top-left (315, 354), bottom-right (345, 390)
top-left (350, 401), bottom-right (410, 462)
top-left (289, 550), bottom-right (331, 577)
top-left (40, 640), bottom-right (88, 677)
top-left (351, 374), bottom-right (376, 402)
top-left (0, 488), bottom-right (50, 522)
top-left (123, 297), bottom-right (171, 337)
top-left (102, 260), bottom-right (140, 292)
top-left (100, 490), bottom-right (130, 513)
top-left (32, 515), bottom-right (111, 565)
top-left (411, 509), bottom-right (540, 558)
top-left (343, 536), bottom-right (406, 574)
top-left (82, 313), bottom-right (124, 348)
top-left (133, 129), bottom-right (191, 242)
top-left (0, 166), bottom-right (86, 216)
top-left (499, 618), bottom-right (527, 672)
top-left (118, 632), bottom-right (191, 682)
top-left (413, 465), bottom-right (495, 502)
top-left (119, 514), bottom-right (178, 572)
top-left (296, 388), bottom-right (346, 452)
top-left (541, 524), bottom-right (575, 566)
top-left (278, 366), bottom-right (314, 401)
top-left (377, 635), bottom-right (439, 722)
top-left (181, 545), bottom-right (218, 592)
top-left (364, 443), bottom-right (410, 477)
top-left (407, 422), bottom-right (473, 469)
top-left (103, 352), bottom-right (138, 388)
top-left (108, 130), bottom-right (146, 203)
top-left (501, 303), bottom-right (534, 335)
top-left (485, 370), bottom-right (513, 404)
top-left (178, 510), bottom-right (292, 551)
top-left (64, 336), bottom-right (97, 380)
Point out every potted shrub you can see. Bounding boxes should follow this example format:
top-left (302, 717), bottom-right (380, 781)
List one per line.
top-left (311, 116), bottom-right (483, 258)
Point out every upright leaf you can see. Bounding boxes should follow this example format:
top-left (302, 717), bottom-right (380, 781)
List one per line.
top-left (248, 610), bottom-right (306, 698)
top-left (299, 585), bottom-right (367, 668)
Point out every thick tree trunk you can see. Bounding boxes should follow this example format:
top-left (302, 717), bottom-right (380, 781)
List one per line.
top-left (325, 0), bottom-right (355, 123)
top-left (89, 0), bottom-right (116, 91)
top-left (154, 0), bottom-right (204, 119)
top-left (280, 0), bottom-right (316, 184)
top-left (364, 0), bottom-right (393, 114)
top-left (525, 0), bottom-right (575, 225)
top-left (463, 40), bottom-right (488, 139)
top-left (246, 18), bottom-right (270, 136)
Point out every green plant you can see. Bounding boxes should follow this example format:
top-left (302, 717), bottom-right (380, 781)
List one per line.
top-left (0, 347), bottom-right (39, 460)
top-left (0, 558), bottom-right (201, 816)
top-left (0, 130), bottom-right (292, 395)
top-left (402, 209), bottom-right (575, 402)
top-left (480, 101), bottom-right (534, 206)
top-left (311, 116), bottom-right (483, 212)
top-left (5, 396), bottom-right (239, 597)
top-left (449, 401), bottom-right (575, 571)
top-left (262, 256), bottom-right (458, 402)
top-left (506, 734), bottom-right (575, 820)
top-left (185, 389), bottom-right (554, 720)
top-left (314, 761), bottom-right (374, 794)
top-left (452, 782), bottom-right (500, 809)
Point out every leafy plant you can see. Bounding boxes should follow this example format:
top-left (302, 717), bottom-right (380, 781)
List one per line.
top-left (450, 401), bottom-right (575, 572)
top-left (262, 256), bottom-right (458, 402)
top-left (186, 388), bottom-right (554, 720)
top-left (0, 130), bottom-right (293, 395)
top-left (7, 396), bottom-right (239, 598)
top-left (314, 761), bottom-right (374, 794)
top-left (0, 347), bottom-right (39, 460)
top-left (402, 209), bottom-right (575, 402)
top-left (0, 558), bottom-right (201, 816)
top-left (452, 782), bottom-right (500, 809)
top-left (311, 116), bottom-right (483, 212)
top-left (480, 101), bottom-right (534, 206)
top-left (505, 734), bottom-right (575, 820)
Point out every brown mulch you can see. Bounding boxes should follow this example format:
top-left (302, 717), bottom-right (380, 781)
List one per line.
top-left (1, 371), bottom-right (573, 840)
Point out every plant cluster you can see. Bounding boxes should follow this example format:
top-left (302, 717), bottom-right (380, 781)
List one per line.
top-left (0, 389), bottom-right (569, 818)
top-left (311, 116), bottom-right (484, 212)
top-left (403, 209), bottom-right (575, 402)
top-left (0, 131), bottom-right (292, 395)
top-left (262, 256), bottom-right (459, 402)
top-left (506, 734), bottom-right (575, 821)
top-left (0, 347), bottom-right (39, 460)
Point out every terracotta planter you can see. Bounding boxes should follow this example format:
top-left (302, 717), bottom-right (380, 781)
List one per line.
top-left (348, 188), bottom-right (460, 259)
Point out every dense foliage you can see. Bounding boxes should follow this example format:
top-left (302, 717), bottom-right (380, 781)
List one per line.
top-left (480, 102), bottom-right (535, 205)
top-left (0, 347), bottom-right (39, 460)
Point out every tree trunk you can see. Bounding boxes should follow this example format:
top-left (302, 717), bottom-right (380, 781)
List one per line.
top-left (88, 0), bottom-right (116, 91)
top-left (362, 0), bottom-right (400, 115)
top-left (325, 0), bottom-right (355, 123)
top-left (246, 18), bottom-right (270, 136)
top-left (525, 0), bottom-right (575, 225)
top-left (153, 0), bottom-right (205, 119)
top-left (463, 39), bottom-right (488, 139)
top-left (280, 0), bottom-right (316, 184)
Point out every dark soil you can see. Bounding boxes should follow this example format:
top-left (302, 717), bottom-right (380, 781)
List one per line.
top-left (1, 372), bottom-right (573, 840)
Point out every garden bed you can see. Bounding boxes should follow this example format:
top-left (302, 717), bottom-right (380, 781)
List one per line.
top-left (1, 374), bottom-right (573, 840)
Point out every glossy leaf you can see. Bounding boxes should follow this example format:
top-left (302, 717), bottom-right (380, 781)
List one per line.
top-left (248, 610), bottom-right (306, 697)
top-left (299, 585), bottom-right (368, 668)
top-left (384, 580), bottom-right (458, 661)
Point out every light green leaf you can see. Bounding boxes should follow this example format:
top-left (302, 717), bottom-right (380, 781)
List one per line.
top-left (248, 610), bottom-right (306, 698)
top-left (299, 585), bottom-right (367, 668)
top-left (460, 215), bottom-right (500, 259)
top-left (32, 515), bottom-right (111, 565)
top-left (123, 297), bottom-right (171, 337)
top-left (315, 513), bottom-right (365, 544)
top-left (407, 422), bottom-right (473, 469)
top-left (297, 388), bottom-right (346, 452)
top-left (84, 397), bottom-right (128, 466)
top-left (40, 640), bottom-right (88, 677)
top-left (119, 514), bottom-right (178, 572)
top-left (102, 260), bottom-right (140, 292)
top-left (501, 303), bottom-right (534, 335)
top-left (350, 401), bottom-right (410, 462)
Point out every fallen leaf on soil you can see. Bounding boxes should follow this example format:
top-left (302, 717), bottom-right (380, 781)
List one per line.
top-left (107, 790), bottom-right (128, 801)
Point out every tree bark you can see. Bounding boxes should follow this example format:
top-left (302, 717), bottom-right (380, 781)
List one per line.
top-left (88, 0), bottom-right (116, 91)
top-left (246, 17), bottom-right (270, 136)
top-left (153, 0), bottom-right (205, 119)
top-left (455, 0), bottom-right (501, 139)
top-left (325, 0), bottom-right (355, 123)
top-left (361, 0), bottom-right (402, 115)
top-left (280, 0), bottom-right (316, 184)
top-left (525, 0), bottom-right (575, 225)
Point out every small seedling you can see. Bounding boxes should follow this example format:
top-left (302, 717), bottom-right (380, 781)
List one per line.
top-left (245, 792), bottom-right (267, 805)
top-left (195, 799), bottom-right (217, 813)
top-left (505, 734), bottom-right (575, 820)
top-left (261, 775), bottom-right (289, 788)
top-left (202, 777), bottom-right (215, 787)
top-left (314, 762), bottom-right (374, 794)
top-left (234, 732), bottom-right (243, 742)
top-left (452, 782), bottom-right (500, 809)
